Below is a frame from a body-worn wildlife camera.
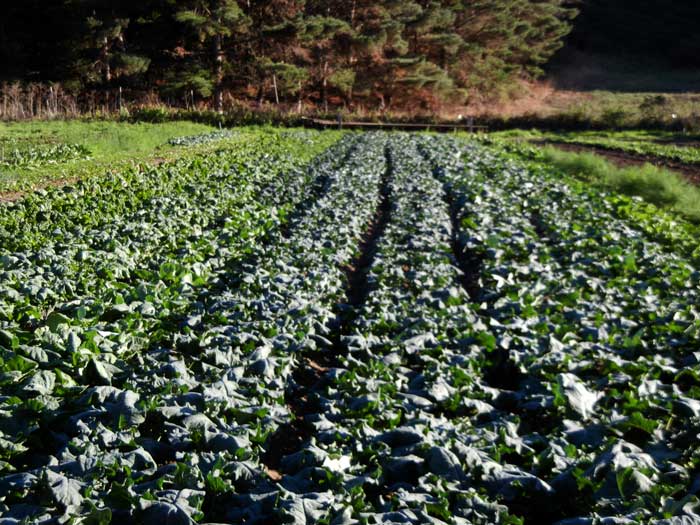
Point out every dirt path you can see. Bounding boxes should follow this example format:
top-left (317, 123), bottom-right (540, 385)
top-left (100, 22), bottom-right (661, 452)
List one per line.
top-left (539, 140), bottom-right (700, 185)
top-left (653, 139), bottom-right (700, 148)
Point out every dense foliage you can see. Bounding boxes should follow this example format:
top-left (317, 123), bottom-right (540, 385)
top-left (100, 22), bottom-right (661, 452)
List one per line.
top-left (0, 130), bottom-right (699, 523)
top-left (0, 0), bottom-right (576, 110)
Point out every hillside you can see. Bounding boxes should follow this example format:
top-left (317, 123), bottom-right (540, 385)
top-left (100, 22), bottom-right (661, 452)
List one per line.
top-left (1, 0), bottom-right (700, 124)
top-left (561, 0), bottom-right (700, 69)
top-left (468, 0), bottom-right (700, 127)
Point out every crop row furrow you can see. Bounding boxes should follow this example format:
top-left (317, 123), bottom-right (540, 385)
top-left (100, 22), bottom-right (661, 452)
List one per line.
top-left (423, 135), bottom-right (700, 523)
top-left (256, 135), bottom-right (523, 524)
top-left (0, 132), bottom-right (352, 523)
top-left (95, 134), bottom-right (389, 523)
top-left (2, 131), bottom-right (700, 524)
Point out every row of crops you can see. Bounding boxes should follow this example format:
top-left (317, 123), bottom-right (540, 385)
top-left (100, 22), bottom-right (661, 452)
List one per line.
top-left (167, 131), bottom-right (238, 147)
top-left (0, 139), bottom-right (90, 169)
top-left (0, 129), bottom-right (698, 524)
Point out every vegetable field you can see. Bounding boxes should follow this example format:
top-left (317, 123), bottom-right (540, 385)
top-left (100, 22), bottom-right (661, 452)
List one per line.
top-left (0, 129), bottom-right (699, 525)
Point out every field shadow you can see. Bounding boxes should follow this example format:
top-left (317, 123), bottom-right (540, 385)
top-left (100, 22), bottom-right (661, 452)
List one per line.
top-left (547, 51), bottom-right (700, 93)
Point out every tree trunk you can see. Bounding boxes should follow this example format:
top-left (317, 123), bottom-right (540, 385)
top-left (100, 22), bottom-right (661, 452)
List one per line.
top-left (297, 81), bottom-right (302, 113)
top-left (256, 82), bottom-right (264, 107)
top-left (103, 57), bottom-right (111, 85)
top-left (101, 37), bottom-right (111, 85)
top-left (272, 74), bottom-right (279, 105)
top-left (213, 34), bottom-right (224, 114)
top-left (321, 60), bottom-right (329, 113)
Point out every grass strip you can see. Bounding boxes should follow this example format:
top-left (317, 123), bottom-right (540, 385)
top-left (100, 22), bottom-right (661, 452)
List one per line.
top-left (0, 120), bottom-right (215, 194)
top-left (538, 146), bottom-right (700, 222)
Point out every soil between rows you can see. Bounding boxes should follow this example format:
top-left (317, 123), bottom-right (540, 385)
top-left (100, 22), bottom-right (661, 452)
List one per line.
top-left (262, 143), bottom-right (395, 479)
top-left (343, 144), bottom-right (394, 309)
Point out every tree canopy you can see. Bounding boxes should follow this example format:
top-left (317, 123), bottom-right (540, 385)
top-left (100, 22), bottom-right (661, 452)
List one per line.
top-left (0, 0), bottom-right (578, 110)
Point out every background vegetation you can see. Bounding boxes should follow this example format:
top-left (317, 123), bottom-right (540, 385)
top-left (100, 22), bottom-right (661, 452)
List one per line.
top-left (1, 1), bottom-right (699, 128)
top-left (0, 0), bottom-right (577, 115)
top-left (0, 120), bottom-right (215, 193)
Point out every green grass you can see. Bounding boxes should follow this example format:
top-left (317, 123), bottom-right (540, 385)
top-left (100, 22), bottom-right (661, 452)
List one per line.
top-left (491, 129), bottom-right (700, 143)
top-left (490, 129), bottom-right (700, 165)
top-left (0, 120), bottom-right (214, 157)
top-left (550, 131), bottom-right (700, 165)
top-left (483, 134), bottom-right (700, 222)
top-left (538, 146), bottom-right (700, 222)
top-left (0, 120), bottom-right (215, 194)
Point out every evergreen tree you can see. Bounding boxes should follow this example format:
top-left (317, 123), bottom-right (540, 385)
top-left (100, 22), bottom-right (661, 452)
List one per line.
top-left (66, 1), bottom-right (150, 89)
top-left (342, 1), bottom-right (456, 109)
top-left (449, 0), bottom-right (577, 98)
top-left (241, 0), bottom-right (308, 105)
top-left (400, 2), bottom-right (465, 106)
top-left (300, 15), bottom-right (351, 111)
top-left (174, 0), bottom-right (249, 112)
top-left (0, 0), bottom-right (584, 111)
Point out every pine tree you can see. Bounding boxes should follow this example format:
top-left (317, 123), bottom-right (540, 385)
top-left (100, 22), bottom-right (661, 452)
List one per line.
top-left (400, 2), bottom-right (465, 106)
top-left (449, 0), bottom-right (577, 97)
top-left (66, 1), bottom-right (150, 90)
top-left (174, 0), bottom-right (249, 112)
top-left (241, 0), bottom-right (308, 105)
top-left (1, 0), bottom-right (584, 111)
top-left (342, 1), bottom-right (456, 110)
top-left (300, 15), bottom-right (352, 111)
